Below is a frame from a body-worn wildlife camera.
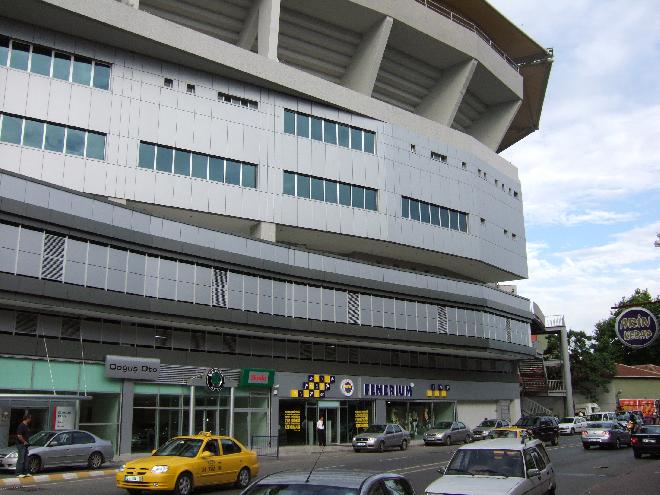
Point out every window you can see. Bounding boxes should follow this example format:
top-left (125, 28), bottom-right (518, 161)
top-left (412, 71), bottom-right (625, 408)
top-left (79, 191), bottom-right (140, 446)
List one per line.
top-left (72, 431), bottom-right (95, 444)
top-left (311, 117), bottom-right (323, 141)
top-left (220, 438), bottom-right (242, 455)
top-left (284, 109), bottom-right (375, 153)
top-left (283, 171), bottom-right (296, 196)
top-left (191, 153), bottom-right (208, 179)
top-left (461, 161), bottom-right (467, 170)
top-left (209, 157), bottom-right (223, 182)
top-left (0, 114), bottom-right (22, 144)
top-left (401, 195), bottom-right (468, 233)
top-left (364, 132), bottom-right (375, 154)
top-left (203, 439), bottom-right (220, 456)
top-left (325, 180), bottom-right (338, 203)
top-left (156, 146), bottom-right (173, 172)
top-left (45, 123), bottom-right (66, 152)
top-left (30, 46), bottom-right (52, 76)
top-left (401, 197), bottom-right (409, 218)
top-left (53, 52), bottom-right (71, 81)
top-left (217, 91), bottom-right (258, 109)
top-left (174, 150), bottom-right (191, 176)
top-left (0, 36), bottom-right (8, 66)
top-left (86, 132), bottom-right (106, 160)
top-left (225, 160), bottom-right (241, 186)
top-left (93, 63), bottom-right (111, 90)
top-left (350, 127), bottom-right (362, 151)
top-left (323, 121), bottom-right (337, 145)
top-left (9, 41), bottom-right (29, 70)
top-left (513, 191), bottom-right (519, 198)
top-left (339, 183), bottom-right (351, 206)
top-left (72, 56), bottom-right (93, 86)
top-left (338, 124), bottom-right (350, 147)
top-left (23, 120), bottom-right (44, 148)
top-left (296, 113), bottom-right (309, 138)
top-left (512, 233), bottom-right (517, 240)
top-left (164, 78), bottom-right (173, 88)
top-left (283, 172), bottom-right (377, 211)
top-left (139, 142), bottom-right (156, 169)
top-left (410, 144), bottom-right (416, 153)
top-left (186, 83), bottom-right (195, 94)
top-left (311, 177), bottom-right (324, 201)
top-left (431, 151), bottom-right (447, 162)
top-left (284, 109), bottom-right (296, 134)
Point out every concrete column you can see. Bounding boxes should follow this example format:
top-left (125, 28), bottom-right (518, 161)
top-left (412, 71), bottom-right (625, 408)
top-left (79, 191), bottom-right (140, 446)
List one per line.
top-left (229, 387), bottom-right (235, 437)
top-left (416, 59), bottom-right (477, 125)
top-left (250, 221), bottom-right (277, 242)
top-left (237, 0), bottom-right (260, 50)
top-left (342, 16), bottom-right (393, 96)
top-left (188, 385), bottom-right (195, 435)
top-left (509, 398), bottom-right (522, 424)
top-left (560, 327), bottom-right (574, 416)
top-left (467, 99), bottom-right (522, 151)
top-left (374, 399), bottom-right (386, 424)
top-left (258, 0), bottom-right (281, 60)
top-left (119, 380), bottom-right (134, 455)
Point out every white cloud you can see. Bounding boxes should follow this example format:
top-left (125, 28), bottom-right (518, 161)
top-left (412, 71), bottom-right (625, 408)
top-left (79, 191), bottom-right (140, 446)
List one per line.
top-left (513, 222), bottom-right (660, 332)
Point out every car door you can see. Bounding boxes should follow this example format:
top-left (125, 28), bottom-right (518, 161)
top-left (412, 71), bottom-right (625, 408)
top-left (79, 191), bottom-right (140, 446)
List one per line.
top-left (220, 438), bottom-right (244, 485)
top-left (531, 447), bottom-right (554, 494)
top-left (392, 425), bottom-right (404, 445)
top-left (198, 439), bottom-right (222, 486)
top-left (44, 432), bottom-right (73, 467)
top-left (384, 425), bottom-right (396, 448)
top-left (523, 448), bottom-right (544, 495)
top-left (70, 431), bottom-right (95, 465)
top-left (455, 422), bottom-right (467, 442)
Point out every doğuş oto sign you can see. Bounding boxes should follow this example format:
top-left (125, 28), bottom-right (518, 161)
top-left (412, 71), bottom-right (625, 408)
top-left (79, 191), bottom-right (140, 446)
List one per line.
top-left (615, 307), bottom-right (658, 349)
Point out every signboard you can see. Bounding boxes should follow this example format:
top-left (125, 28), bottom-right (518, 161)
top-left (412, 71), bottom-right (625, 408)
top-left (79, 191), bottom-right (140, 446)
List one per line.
top-left (284, 410), bottom-right (301, 431)
top-left (239, 369), bottom-right (274, 388)
top-left (206, 368), bottom-right (225, 391)
top-left (355, 409), bottom-right (369, 429)
top-left (290, 374), bottom-right (335, 398)
top-left (615, 307), bottom-right (658, 348)
top-left (53, 406), bottom-right (75, 430)
top-left (105, 355), bottom-right (160, 381)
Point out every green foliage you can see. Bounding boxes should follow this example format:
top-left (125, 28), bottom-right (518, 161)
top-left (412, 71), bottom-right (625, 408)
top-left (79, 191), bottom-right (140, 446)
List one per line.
top-left (543, 334), bottom-right (561, 360)
top-left (567, 330), bottom-right (616, 401)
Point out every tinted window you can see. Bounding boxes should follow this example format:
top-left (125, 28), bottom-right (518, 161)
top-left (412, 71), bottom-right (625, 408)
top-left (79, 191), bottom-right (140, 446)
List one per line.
top-left (324, 121), bottom-right (337, 144)
top-left (52, 432), bottom-right (73, 446)
top-left (283, 109), bottom-right (295, 134)
top-left (225, 160), bottom-right (241, 185)
top-left (52, 52), bottom-right (71, 80)
top-left (338, 124), bottom-right (349, 147)
top-left (283, 171), bottom-right (296, 195)
top-left (296, 174), bottom-right (310, 198)
top-left (30, 46), bottom-right (52, 76)
top-left (350, 127), bottom-right (362, 150)
top-left (531, 450), bottom-right (546, 470)
top-left (191, 154), bottom-right (208, 179)
top-left (311, 117), bottom-right (323, 141)
top-left (1, 114), bottom-right (22, 144)
top-left (351, 186), bottom-right (364, 208)
top-left (401, 197), bottom-right (409, 218)
top-left (365, 189), bottom-right (377, 211)
top-left (338, 183), bottom-right (351, 206)
top-left (156, 146), bottom-right (173, 172)
top-left (9, 42), bottom-right (29, 70)
top-left (203, 439), bottom-right (220, 456)
top-left (242, 164), bottom-right (257, 188)
top-left (0, 36), bottom-right (8, 66)
top-left (208, 157), bottom-right (224, 182)
top-left (364, 132), bottom-right (375, 153)
top-left (93, 62), bottom-right (111, 90)
top-left (65, 128), bottom-right (85, 156)
top-left (22, 119), bottom-right (44, 148)
top-left (86, 132), bottom-right (106, 160)
top-left (72, 56), bottom-right (92, 85)
top-left (44, 123), bottom-right (66, 152)
top-left (138, 142), bottom-right (155, 169)
top-left (324, 180), bottom-right (338, 203)
top-left (72, 431), bottom-right (95, 444)
top-left (296, 114), bottom-right (309, 138)
top-left (174, 150), bottom-right (191, 176)
top-left (311, 178), bottom-right (324, 201)
top-left (220, 439), bottom-right (242, 455)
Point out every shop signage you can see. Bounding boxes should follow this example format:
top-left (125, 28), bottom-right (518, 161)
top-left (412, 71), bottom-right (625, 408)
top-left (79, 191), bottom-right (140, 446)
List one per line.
top-left (284, 410), bottom-right (301, 431)
top-left (355, 409), bottom-right (369, 429)
top-left (53, 406), bottom-right (75, 430)
top-left (426, 383), bottom-right (451, 398)
top-left (290, 374), bottom-right (335, 398)
top-left (340, 379), bottom-right (355, 397)
top-left (239, 368), bottom-right (274, 388)
top-left (206, 368), bottom-right (225, 391)
top-left (363, 383), bottom-right (414, 397)
top-left (105, 355), bottom-right (160, 381)
top-left (615, 307), bottom-right (658, 348)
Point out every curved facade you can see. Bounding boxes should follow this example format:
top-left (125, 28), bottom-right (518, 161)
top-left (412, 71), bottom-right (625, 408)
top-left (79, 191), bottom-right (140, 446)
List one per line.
top-left (0, 0), bottom-right (551, 453)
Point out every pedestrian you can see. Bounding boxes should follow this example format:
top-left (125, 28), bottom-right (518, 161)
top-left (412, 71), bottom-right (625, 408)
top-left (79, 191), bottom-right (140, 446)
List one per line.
top-left (316, 415), bottom-right (326, 447)
top-left (15, 414), bottom-right (32, 478)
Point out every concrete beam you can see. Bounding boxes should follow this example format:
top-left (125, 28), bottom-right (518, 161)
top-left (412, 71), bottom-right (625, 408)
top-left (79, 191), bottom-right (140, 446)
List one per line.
top-left (237, 0), bottom-right (259, 51)
top-left (342, 15), bottom-right (392, 96)
top-left (250, 221), bottom-right (277, 242)
top-left (467, 100), bottom-right (522, 151)
top-left (258, 0), bottom-right (280, 60)
top-left (416, 59), bottom-right (477, 126)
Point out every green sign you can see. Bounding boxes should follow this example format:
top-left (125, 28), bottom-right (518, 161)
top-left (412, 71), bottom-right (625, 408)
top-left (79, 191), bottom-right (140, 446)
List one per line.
top-left (239, 368), bottom-right (274, 388)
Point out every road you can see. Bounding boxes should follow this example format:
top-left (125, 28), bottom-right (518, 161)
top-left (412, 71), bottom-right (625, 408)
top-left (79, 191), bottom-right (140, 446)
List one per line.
top-left (1, 436), bottom-right (658, 494)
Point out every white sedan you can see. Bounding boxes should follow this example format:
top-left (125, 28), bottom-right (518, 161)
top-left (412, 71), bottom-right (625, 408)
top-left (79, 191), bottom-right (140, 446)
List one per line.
top-left (558, 416), bottom-right (588, 435)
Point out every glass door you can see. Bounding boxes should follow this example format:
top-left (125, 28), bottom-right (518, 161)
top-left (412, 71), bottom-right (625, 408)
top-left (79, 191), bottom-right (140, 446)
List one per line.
top-left (319, 408), bottom-right (339, 445)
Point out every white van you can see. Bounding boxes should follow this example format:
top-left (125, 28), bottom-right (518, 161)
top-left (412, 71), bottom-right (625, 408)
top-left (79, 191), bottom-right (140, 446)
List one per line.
top-left (587, 411), bottom-right (616, 422)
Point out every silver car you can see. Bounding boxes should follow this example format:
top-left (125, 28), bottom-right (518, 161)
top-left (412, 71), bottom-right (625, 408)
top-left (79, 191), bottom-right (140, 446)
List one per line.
top-left (352, 424), bottom-right (411, 452)
top-left (472, 419), bottom-right (510, 440)
top-left (0, 430), bottom-right (114, 474)
top-left (424, 421), bottom-right (472, 446)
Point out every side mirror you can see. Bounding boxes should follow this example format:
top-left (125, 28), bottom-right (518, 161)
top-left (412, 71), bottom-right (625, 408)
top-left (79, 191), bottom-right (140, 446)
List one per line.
top-left (201, 451), bottom-right (213, 458)
top-left (527, 468), bottom-right (540, 478)
top-left (151, 449), bottom-right (157, 455)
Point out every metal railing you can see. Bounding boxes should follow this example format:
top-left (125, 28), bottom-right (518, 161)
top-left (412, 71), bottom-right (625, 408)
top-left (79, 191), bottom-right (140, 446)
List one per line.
top-left (413, 0), bottom-right (520, 72)
top-left (251, 435), bottom-right (279, 458)
top-left (522, 397), bottom-right (553, 416)
top-left (548, 380), bottom-right (566, 393)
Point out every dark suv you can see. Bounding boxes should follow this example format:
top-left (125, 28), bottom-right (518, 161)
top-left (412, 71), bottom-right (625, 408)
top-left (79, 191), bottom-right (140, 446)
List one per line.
top-left (515, 416), bottom-right (560, 445)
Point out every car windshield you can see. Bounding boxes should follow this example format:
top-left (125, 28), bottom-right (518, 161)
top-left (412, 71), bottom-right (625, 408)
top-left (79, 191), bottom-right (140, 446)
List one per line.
top-left (244, 484), bottom-right (359, 495)
top-left (154, 438), bottom-right (203, 457)
top-left (479, 420), bottom-right (497, 428)
top-left (492, 430), bottom-right (517, 438)
top-left (587, 414), bottom-right (603, 421)
top-left (588, 422), bottom-right (613, 429)
top-left (28, 432), bottom-right (57, 447)
top-left (364, 425), bottom-right (386, 433)
top-left (560, 417), bottom-right (574, 423)
top-left (515, 417), bottom-right (538, 427)
top-left (434, 422), bottom-right (453, 429)
top-left (446, 449), bottom-right (524, 478)
top-left (640, 426), bottom-right (660, 434)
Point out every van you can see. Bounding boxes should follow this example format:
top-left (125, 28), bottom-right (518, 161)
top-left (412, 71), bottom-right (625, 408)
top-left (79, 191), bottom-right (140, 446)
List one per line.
top-left (587, 411), bottom-right (616, 422)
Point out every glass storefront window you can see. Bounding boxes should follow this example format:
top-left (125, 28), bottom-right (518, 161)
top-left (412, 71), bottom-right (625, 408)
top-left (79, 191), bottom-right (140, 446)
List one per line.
top-left (385, 401), bottom-right (456, 439)
top-left (132, 408), bottom-right (156, 452)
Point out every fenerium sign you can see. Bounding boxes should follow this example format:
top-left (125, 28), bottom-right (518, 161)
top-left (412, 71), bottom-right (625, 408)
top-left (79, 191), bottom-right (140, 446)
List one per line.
top-left (364, 383), bottom-right (414, 397)
top-left (615, 307), bottom-right (659, 349)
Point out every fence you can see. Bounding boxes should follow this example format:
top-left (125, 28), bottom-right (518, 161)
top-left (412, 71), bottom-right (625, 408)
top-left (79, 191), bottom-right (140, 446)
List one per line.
top-left (251, 435), bottom-right (279, 458)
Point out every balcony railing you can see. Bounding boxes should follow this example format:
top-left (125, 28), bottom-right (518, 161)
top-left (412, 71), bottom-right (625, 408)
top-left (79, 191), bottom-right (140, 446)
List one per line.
top-left (413, 0), bottom-right (520, 72)
top-left (548, 380), bottom-right (565, 393)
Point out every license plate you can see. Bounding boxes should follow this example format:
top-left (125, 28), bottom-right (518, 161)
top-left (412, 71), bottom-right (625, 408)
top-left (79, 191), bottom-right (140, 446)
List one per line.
top-left (356, 442), bottom-right (366, 447)
top-left (124, 476), bottom-right (143, 482)
top-left (642, 439), bottom-right (656, 443)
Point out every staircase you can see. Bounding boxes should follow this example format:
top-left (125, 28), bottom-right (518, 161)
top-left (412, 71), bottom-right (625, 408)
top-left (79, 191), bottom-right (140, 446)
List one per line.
top-left (522, 396), bottom-right (554, 417)
top-left (518, 359), bottom-right (548, 393)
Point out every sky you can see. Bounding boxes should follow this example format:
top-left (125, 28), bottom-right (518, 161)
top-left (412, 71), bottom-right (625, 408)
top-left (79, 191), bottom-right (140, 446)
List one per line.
top-left (490, 0), bottom-right (660, 332)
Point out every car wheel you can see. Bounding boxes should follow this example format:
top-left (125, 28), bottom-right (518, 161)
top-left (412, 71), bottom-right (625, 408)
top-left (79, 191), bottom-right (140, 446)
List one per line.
top-left (378, 441), bottom-right (385, 453)
top-left (87, 452), bottom-right (104, 469)
top-left (633, 450), bottom-right (641, 459)
top-left (570, 428), bottom-right (575, 435)
top-left (400, 439), bottom-right (408, 451)
top-left (583, 444), bottom-right (590, 450)
top-left (173, 473), bottom-right (193, 495)
top-left (464, 435), bottom-right (472, 444)
top-left (236, 467), bottom-right (251, 489)
top-left (27, 455), bottom-right (41, 474)
top-left (444, 436), bottom-right (451, 446)
top-left (551, 434), bottom-right (559, 446)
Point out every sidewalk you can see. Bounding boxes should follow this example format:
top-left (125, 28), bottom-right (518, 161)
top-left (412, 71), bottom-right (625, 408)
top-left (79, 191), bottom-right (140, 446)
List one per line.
top-left (1, 468), bottom-right (118, 487)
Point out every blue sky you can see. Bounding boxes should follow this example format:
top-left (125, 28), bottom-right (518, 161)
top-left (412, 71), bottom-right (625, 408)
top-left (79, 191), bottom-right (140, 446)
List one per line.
top-left (490, 0), bottom-right (660, 332)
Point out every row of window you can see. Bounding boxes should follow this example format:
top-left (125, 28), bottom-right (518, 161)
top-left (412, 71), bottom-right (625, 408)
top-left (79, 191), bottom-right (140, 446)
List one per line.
top-left (0, 310), bottom-right (515, 374)
top-left (0, 221), bottom-right (530, 346)
top-left (284, 109), bottom-right (375, 154)
top-left (217, 91), bottom-right (258, 110)
top-left (138, 142), bottom-right (257, 189)
top-left (0, 112), bottom-right (106, 160)
top-left (0, 35), bottom-right (111, 90)
top-left (401, 196), bottom-right (468, 233)
top-left (283, 171), bottom-right (378, 211)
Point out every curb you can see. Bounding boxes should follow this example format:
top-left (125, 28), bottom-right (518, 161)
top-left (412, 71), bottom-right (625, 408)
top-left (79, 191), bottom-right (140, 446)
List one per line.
top-left (1, 468), bottom-right (118, 486)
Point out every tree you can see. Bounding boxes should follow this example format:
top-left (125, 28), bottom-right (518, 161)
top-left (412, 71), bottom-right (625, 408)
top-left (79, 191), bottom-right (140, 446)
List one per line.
top-left (592, 289), bottom-right (660, 366)
top-left (566, 330), bottom-right (616, 401)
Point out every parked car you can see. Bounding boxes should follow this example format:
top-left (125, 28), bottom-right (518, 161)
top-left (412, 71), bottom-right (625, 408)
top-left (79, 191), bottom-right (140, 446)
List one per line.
top-left (558, 416), bottom-right (588, 435)
top-left (117, 432), bottom-right (259, 495)
top-left (489, 427), bottom-right (527, 439)
top-left (581, 421), bottom-right (631, 449)
top-left (472, 419), bottom-right (509, 440)
top-left (425, 438), bottom-right (556, 495)
top-left (631, 425), bottom-right (660, 458)
top-left (587, 411), bottom-right (616, 422)
top-left (241, 470), bottom-right (416, 495)
top-left (515, 416), bottom-right (559, 445)
top-left (423, 421), bottom-right (472, 446)
top-left (0, 430), bottom-right (113, 474)
top-left (352, 424), bottom-right (410, 452)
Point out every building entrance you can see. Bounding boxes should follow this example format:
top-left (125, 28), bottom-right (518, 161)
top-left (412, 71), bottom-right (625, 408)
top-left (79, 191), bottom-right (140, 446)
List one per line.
top-left (318, 405), bottom-right (339, 445)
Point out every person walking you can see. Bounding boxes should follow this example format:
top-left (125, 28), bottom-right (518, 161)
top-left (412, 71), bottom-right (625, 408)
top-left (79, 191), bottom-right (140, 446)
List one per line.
top-left (316, 415), bottom-right (326, 447)
top-left (16, 414), bottom-right (32, 478)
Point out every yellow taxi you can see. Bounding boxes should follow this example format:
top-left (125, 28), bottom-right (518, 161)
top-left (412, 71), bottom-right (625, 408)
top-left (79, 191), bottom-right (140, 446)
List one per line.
top-left (489, 426), bottom-right (528, 439)
top-left (116, 432), bottom-right (259, 495)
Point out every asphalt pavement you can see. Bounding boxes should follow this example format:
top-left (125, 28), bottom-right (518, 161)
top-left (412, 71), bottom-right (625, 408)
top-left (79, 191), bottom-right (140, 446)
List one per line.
top-left (1, 435), bottom-right (658, 494)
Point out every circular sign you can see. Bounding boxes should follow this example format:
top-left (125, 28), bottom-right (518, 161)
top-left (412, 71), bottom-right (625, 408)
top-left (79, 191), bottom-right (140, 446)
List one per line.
top-left (615, 307), bottom-right (658, 349)
top-left (340, 379), bottom-right (354, 397)
top-left (206, 368), bottom-right (225, 391)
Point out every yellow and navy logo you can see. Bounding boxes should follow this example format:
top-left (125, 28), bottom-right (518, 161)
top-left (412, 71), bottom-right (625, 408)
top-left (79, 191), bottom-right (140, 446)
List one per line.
top-left (290, 374), bottom-right (335, 398)
top-left (426, 383), bottom-right (451, 398)
top-left (340, 378), bottom-right (355, 397)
